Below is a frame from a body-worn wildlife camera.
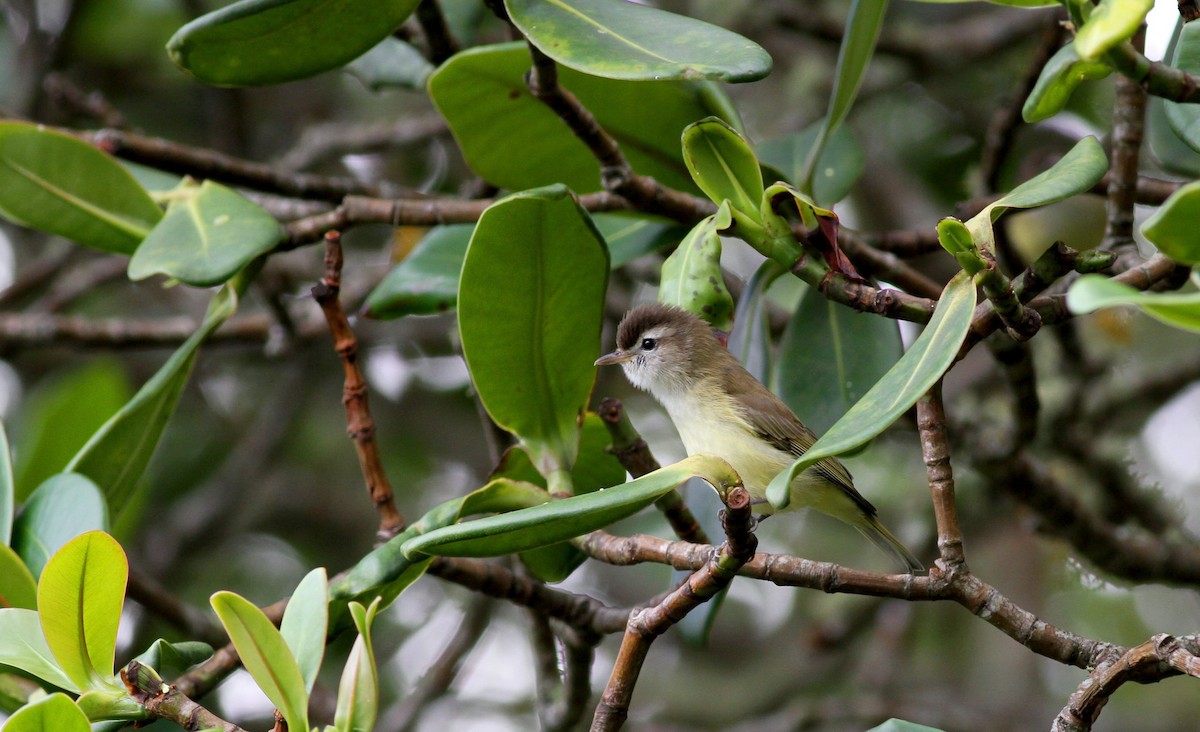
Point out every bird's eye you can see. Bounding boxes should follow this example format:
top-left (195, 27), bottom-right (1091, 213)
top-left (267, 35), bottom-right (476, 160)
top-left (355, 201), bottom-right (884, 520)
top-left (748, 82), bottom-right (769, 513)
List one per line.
top-left (641, 338), bottom-right (657, 351)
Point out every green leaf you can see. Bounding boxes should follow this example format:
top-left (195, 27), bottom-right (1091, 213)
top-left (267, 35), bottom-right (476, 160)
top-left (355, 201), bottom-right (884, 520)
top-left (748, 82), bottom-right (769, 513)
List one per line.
top-left (966, 136), bottom-right (1108, 254)
top-left (363, 215), bottom-right (681, 319)
top-left (682, 117), bottom-right (764, 222)
top-left (1141, 180), bottom-right (1200, 265)
top-left (210, 591), bottom-right (309, 732)
top-left (37, 531), bottom-right (127, 692)
top-left (1067, 274), bottom-right (1200, 333)
top-left (403, 454), bottom-right (741, 559)
top-left (328, 478), bottom-right (553, 623)
top-left (0, 545), bottom-right (37, 610)
top-left (280, 568), bottom-right (328, 695)
top-left (595, 213), bottom-right (686, 267)
top-left (757, 123), bottom-right (864, 206)
top-left (127, 181), bottom-right (284, 287)
top-left (505, 0), bottom-right (770, 82)
top-left (936, 217), bottom-right (986, 274)
top-left (1023, 43), bottom-right (1112, 123)
top-left (129, 639), bottom-right (214, 679)
top-left (495, 414), bottom-right (625, 581)
top-left (1074, 0), bottom-right (1153, 61)
top-left (775, 292), bottom-right (903, 437)
top-left (429, 42), bottom-right (740, 194)
top-left (66, 285), bottom-right (238, 512)
top-left (11, 360), bottom-right (131, 503)
top-left (0, 692), bottom-right (90, 732)
top-left (362, 225), bottom-right (473, 319)
top-left (730, 261), bottom-right (785, 382)
top-left (12, 474), bottom-right (109, 580)
top-left (0, 420), bottom-right (11, 545)
top-left (345, 37), bottom-right (435, 91)
top-left (768, 271), bottom-right (977, 509)
top-left (167, 0), bottom-right (423, 87)
top-left (458, 186), bottom-right (609, 488)
top-left (74, 689), bottom-right (145, 722)
top-left (0, 122), bottom-right (161, 254)
top-left (801, 0), bottom-right (887, 190)
top-left (1164, 22), bottom-right (1200, 157)
top-left (659, 202), bottom-right (735, 330)
top-left (333, 600), bottom-right (379, 732)
top-left (0, 609), bottom-right (79, 691)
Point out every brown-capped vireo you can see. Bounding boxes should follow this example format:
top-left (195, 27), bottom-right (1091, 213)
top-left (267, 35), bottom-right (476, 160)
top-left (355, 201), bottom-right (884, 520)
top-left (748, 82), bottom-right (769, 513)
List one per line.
top-left (596, 302), bottom-right (922, 573)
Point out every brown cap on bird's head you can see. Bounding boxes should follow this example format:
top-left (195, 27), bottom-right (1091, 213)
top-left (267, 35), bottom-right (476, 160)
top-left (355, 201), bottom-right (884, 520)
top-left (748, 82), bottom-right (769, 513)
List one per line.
top-left (614, 303), bottom-right (697, 351)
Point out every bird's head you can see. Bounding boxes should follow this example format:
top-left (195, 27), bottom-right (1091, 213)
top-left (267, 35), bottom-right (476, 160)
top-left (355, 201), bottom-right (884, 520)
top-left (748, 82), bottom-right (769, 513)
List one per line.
top-left (595, 303), bottom-right (726, 395)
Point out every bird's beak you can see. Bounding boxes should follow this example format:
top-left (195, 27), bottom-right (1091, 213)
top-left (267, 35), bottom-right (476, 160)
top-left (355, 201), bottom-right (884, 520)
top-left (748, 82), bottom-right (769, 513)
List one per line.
top-left (595, 350), bottom-right (633, 367)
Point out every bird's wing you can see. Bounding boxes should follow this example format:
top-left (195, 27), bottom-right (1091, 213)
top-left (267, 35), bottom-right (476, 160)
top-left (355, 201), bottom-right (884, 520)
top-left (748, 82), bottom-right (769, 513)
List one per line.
top-left (721, 364), bottom-right (877, 518)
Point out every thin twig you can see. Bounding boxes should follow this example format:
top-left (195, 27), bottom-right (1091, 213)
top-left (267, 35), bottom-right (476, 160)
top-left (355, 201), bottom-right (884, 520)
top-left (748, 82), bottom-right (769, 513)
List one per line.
top-left (592, 487), bottom-right (757, 730)
top-left (1053, 634), bottom-right (1200, 731)
top-left (917, 384), bottom-right (964, 568)
top-left (311, 231), bottom-right (405, 537)
top-left (123, 662), bottom-right (248, 732)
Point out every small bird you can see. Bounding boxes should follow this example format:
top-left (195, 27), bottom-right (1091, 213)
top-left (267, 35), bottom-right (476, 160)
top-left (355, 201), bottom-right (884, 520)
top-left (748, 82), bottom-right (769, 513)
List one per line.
top-left (596, 302), bottom-right (922, 573)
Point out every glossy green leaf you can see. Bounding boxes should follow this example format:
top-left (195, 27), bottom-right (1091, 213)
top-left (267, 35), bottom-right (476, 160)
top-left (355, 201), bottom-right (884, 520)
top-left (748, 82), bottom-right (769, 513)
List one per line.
top-left (74, 689), bottom-right (145, 722)
top-left (729, 263), bottom-right (784, 383)
top-left (210, 591), bottom-right (309, 732)
top-left (345, 37), bottom-right (435, 91)
top-left (130, 639), bottom-right (214, 679)
top-left (1074, 0), bottom-right (1153, 61)
top-left (11, 360), bottom-right (131, 503)
top-left (403, 454), bottom-right (740, 559)
top-left (12, 473), bottom-right (109, 580)
top-left (494, 413), bottom-right (624, 581)
top-left (38, 531), bottom-right (126, 692)
top-left (1, 692), bottom-right (90, 732)
top-left (0, 609), bottom-right (79, 691)
top-left (458, 186), bottom-right (608, 489)
top-left (682, 117), bottom-right (764, 223)
top-left (128, 181), bottom-right (284, 287)
top-left (757, 123), bottom-right (864, 206)
top-left (0, 545), bottom-right (36, 610)
top-left (280, 568), bottom-right (328, 694)
top-left (333, 600), bottom-right (379, 732)
top-left (936, 217), bottom-right (986, 275)
top-left (659, 202), bottom-right (734, 330)
top-left (66, 285), bottom-right (238, 512)
top-left (1067, 274), bottom-right (1200, 333)
top-left (429, 42), bottom-right (740, 194)
top-left (505, 0), bottom-right (770, 82)
top-left (0, 122), bottom-right (161, 254)
top-left (768, 271), bottom-right (977, 509)
top-left (801, 0), bottom-right (887, 190)
top-left (1166, 22), bottom-right (1200, 155)
top-left (1141, 180), bottom-right (1200, 264)
top-left (1023, 43), bottom-right (1112, 123)
top-left (167, 0), bottom-right (422, 87)
top-left (775, 291), bottom-right (903, 436)
top-left (596, 214), bottom-right (687, 267)
top-left (328, 479), bottom-right (552, 625)
top-left (492, 413), bottom-right (625, 494)
top-left (0, 421), bottom-right (11, 545)
top-left (966, 136), bottom-right (1108, 254)
top-left (362, 225), bottom-right (472, 319)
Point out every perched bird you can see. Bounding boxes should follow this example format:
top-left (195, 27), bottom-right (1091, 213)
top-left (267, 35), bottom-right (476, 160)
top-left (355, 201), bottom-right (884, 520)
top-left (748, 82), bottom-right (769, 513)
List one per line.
top-left (595, 302), bottom-right (922, 573)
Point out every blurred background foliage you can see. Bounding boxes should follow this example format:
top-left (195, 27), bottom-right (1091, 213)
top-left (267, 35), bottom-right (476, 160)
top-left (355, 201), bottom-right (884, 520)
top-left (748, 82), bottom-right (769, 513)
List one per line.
top-left (2, 0), bottom-right (1200, 730)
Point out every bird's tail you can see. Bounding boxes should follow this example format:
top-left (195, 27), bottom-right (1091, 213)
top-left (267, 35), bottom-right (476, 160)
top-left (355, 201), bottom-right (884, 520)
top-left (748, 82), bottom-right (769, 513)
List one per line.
top-left (856, 516), bottom-right (924, 574)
